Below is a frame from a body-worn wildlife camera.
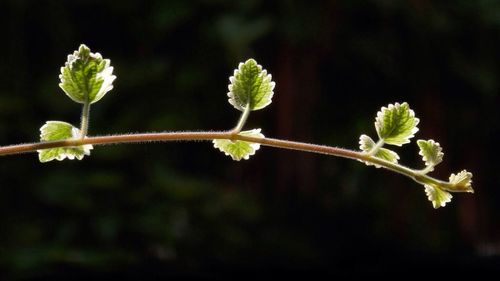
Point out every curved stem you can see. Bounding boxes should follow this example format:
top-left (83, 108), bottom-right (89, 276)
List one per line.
top-left (232, 105), bottom-right (251, 134)
top-left (418, 165), bottom-right (435, 175)
top-left (0, 130), bottom-right (467, 193)
top-left (80, 101), bottom-right (91, 138)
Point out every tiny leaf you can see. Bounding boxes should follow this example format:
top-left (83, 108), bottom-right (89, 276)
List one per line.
top-left (227, 59), bottom-right (275, 111)
top-left (375, 102), bottom-right (419, 146)
top-left (417, 139), bottom-right (444, 171)
top-left (59, 44), bottom-right (116, 104)
top-left (359, 134), bottom-right (399, 167)
top-left (449, 170), bottom-right (474, 193)
top-left (425, 184), bottom-right (453, 209)
top-left (37, 121), bottom-right (93, 163)
top-left (213, 129), bottom-right (264, 161)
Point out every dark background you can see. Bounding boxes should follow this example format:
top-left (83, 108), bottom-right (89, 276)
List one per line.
top-left (0, 0), bottom-right (499, 279)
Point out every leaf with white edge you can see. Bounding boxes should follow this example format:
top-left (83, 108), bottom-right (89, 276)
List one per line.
top-left (425, 184), bottom-right (453, 209)
top-left (213, 129), bottom-right (264, 161)
top-left (375, 102), bottom-right (420, 146)
top-left (37, 121), bottom-right (93, 163)
top-left (417, 139), bottom-right (443, 171)
top-left (449, 170), bottom-right (474, 193)
top-left (359, 134), bottom-right (399, 167)
top-left (227, 59), bottom-right (275, 111)
top-left (59, 44), bottom-right (116, 104)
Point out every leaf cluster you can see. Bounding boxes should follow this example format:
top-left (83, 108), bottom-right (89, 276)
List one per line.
top-left (38, 44), bottom-right (115, 162)
top-left (359, 102), bottom-right (473, 208)
top-left (31, 45), bottom-right (474, 209)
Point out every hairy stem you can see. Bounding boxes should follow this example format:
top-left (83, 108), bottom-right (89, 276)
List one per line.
top-left (80, 101), bottom-right (91, 138)
top-left (0, 130), bottom-right (466, 193)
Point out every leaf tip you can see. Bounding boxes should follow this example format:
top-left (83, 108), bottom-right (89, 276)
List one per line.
top-left (417, 139), bottom-right (444, 171)
top-left (59, 44), bottom-right (115, 104)
top-left (449, 170), bottom-right (474, 193)
top-left (375, 102), bottom-right (419, 146)
top-left (227, 58), bottom-right (275, 111)
top-left (425, 184), bottom-right (453, 209)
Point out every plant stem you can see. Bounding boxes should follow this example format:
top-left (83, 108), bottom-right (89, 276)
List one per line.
top-left (368, 139), bottom-right (385, 155)
top-left (0, 130), bottom-right (468, 193)
top-left (418, 165), bottom-right (435, 175)
top-left (80, 101), bottom-right (91, 138)
top-left (232, 105), bottom-right (251, 134)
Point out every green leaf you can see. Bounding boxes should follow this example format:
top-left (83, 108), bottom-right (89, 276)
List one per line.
top-left (59, 44), bottom-right (116, 104)
top-left (359, 134), bottom-right (399, 167)
top-left (424, 184), bottom-right (453, 209)
top-left (37, 121), bottom-right (93, 162)
top-left (375, 102), bottom-right (420, 146)
top-left (227, 59), bottom-right (275, 111)
top-left (213, 129), bottom-right (264, 161)
top-left (417, 139), bottom-right (443, 171)
top-left (449, 170), bottom-right (474, 193)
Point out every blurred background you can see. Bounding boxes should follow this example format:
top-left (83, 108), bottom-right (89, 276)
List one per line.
top-left (0, 0), bottom-right (499, 279)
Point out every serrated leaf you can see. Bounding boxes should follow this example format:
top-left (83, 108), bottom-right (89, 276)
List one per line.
top-left (37, 121), bottom-right (93, 163)
top-left (213, 129), bottom-right (264, 161)
top-left (227, 59), bottom-right (275, 111)
top-left (417, 139), bottom-right (443, 171)
top-left (359, 134), bottom-right (399, 167)
top-left (59, 44), bottom-right (116, 104)
top-left (449, 170), bottom-right (474, 193)
top-left (375, 102), bottom-right (420, 146)
top-left (425, 184), bottom-right (453, 209)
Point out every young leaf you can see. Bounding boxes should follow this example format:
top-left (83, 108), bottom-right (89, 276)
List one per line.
top-left (227, 59), bottom-right (275, 111)
top-left (59, 44), bottom-right (116, 104)
top-left (449, 170), bottom-right (474, 193)
top-left (375, 102), bottom-right (419, 146)
top-left (424, 184), bottom-right (453, 209)
top-left (417, 139), bottom-right (443, 171)
top-left (37, 121), bottom-right (93, 163)
top-left (213, 129), bottom-right (264, 161)
top-left (359, 134), bottom-right (399, 167)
